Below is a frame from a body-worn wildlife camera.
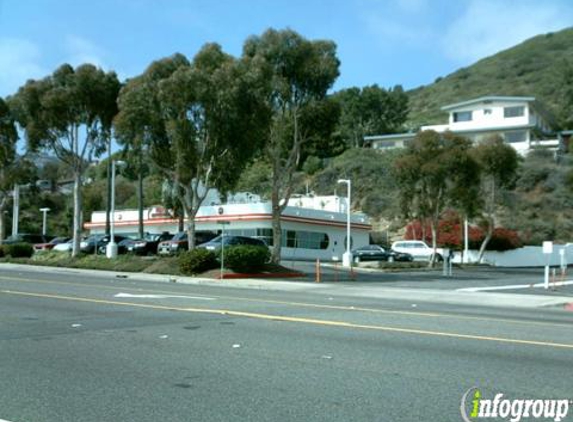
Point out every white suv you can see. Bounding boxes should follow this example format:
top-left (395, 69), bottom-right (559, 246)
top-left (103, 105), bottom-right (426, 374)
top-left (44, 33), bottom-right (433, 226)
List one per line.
top-left (391, 240), bottom-right (443, 262)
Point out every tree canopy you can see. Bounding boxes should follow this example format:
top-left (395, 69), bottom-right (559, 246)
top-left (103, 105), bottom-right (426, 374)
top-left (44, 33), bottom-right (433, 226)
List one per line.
top-left (394, 130), bottom-right (480, 264)
top-left (9, 64), bottom-right (120, 256)
top-left (242, 28), bottom-right (340, 262)
top-left (333, 84), bottom-right (409, 148)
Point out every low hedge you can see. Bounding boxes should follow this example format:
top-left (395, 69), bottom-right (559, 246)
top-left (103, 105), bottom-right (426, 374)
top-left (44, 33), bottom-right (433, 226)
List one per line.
top-left (179, 248), bottom-right (219, 275)
top-left (3, 243), bottom-right (34, 258)
top-left (222, 245), bottom-right (270, 273)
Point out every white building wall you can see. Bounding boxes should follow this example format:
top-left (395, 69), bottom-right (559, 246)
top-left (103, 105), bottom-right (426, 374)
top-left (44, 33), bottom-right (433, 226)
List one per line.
top-left (87, 199), bottom-right (371, 261)
top-left (454, 245), bottom-right (573, 267)
top-left (444, 101), bottom-right (532, 131)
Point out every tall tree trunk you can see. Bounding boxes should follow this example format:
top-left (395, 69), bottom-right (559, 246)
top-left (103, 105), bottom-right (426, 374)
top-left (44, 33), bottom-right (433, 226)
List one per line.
top-left (477, 218), bottom-right (494, 263)
top-left (186, 217), bottom-right (196, 252)
top-left (270, 184), bottom-right (283, 264)
top-left (477, 179), bottom-right (496, 263)
top-left (178, 210), bottom-right (184, 232)
top-left (137, 169), bottom-right (144, 239)
top-left (71, 172), bottom-right (82, 258)
top-left (0, 201), bottom-right (5, 245)
top-left (429, 219), bottom-right (438, 267)
top-left (105, 141), bottom-right (111, 235)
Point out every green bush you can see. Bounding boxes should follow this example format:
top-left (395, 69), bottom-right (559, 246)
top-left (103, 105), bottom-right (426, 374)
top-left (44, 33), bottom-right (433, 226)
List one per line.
top-left (4, 243), bottom-right (34, 258)
top-left (223, 245), bottom-right (270, 273)
top-left (179, 248), bottom-right (219, 275)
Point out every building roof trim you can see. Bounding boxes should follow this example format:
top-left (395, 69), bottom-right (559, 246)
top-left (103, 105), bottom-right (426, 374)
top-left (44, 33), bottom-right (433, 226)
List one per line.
top-left (441, 96), bottom-right (536, 111)
top-left (364, 132), bottom-right (416, 142)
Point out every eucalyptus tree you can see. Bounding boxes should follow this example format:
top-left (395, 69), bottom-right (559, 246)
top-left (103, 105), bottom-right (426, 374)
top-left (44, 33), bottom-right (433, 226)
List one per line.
top-left (114, 54), bottom-right (188, 239)
top-left (394, 130), bottom-right (479, 265)
top-left (9, 64), bottom-right (120, 256)
top-left (0, 98), bottom-right (19, 243)
top-left (155, 44), bottom-right (268, 249)
top-left (471, 135), bottom-right (519, 262)
top-left (333, 84), bottom-right (409, 148)
top-left (242, 28), bottom-right (340, 263)
top-left (118, 46), bottom-right (267, 249)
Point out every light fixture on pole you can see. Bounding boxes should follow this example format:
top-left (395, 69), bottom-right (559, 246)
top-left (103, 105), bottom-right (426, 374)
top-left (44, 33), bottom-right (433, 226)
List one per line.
top-left (106, 160), bottom-right (126, 259)
top-left (337, 179), bottom-right (352, 267)
top-left (39, 207), bottom-right (50, 236)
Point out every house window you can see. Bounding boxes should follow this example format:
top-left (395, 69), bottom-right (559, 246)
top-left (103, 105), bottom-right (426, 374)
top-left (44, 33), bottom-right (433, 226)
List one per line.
top-left (484, 108), bottom-right (492, 115)
top-left (504, 131), bottom-right (527, 143)
top-left (504, 106), bottom-right (525, 118)
top-left (453, 111), bottom-right (472, 122)
top-left (281, 230), bottom-right (330, 250)
top-left (375, 141), bottom-right (396, 149)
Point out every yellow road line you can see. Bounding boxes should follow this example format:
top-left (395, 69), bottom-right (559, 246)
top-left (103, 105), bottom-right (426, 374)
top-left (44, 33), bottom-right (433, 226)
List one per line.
top-left (0, 274), bottom-right (571, 329)
top-left (2, 289), bottom-right (573, 350)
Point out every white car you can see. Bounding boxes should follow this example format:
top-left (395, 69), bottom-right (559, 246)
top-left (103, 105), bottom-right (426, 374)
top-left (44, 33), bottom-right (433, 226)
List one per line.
top-left (52, 239), bottom-right (73, 252)
top-left (391, 240), bottom-right (443, 262)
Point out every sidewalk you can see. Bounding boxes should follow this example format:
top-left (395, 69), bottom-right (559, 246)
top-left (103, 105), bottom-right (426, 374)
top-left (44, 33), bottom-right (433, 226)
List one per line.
top-left (2, 263), bottom-right (572, 310)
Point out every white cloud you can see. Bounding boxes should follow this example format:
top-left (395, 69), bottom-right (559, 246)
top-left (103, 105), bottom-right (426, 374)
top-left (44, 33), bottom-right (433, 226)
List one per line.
top-left (0, 38), bottom-right (46, 96)
top-left (442, 0), bottom-right (573, 63)
top-left (65, 35), bottom-right (108, 69)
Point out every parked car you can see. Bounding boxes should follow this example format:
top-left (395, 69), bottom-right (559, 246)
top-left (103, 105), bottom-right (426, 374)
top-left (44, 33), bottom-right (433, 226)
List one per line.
top-left (125, 232), bottom-right (173, 255)
top-left (352, 245), bottom-right (413, 263)
top-left (53, 239), bottom-right (74, 252)
top-left (33, 237), bottom-right (70, 252)
top-left (3, 233), bottom-right (52, 245)
top-left (95, 235), bottom-right (131, 255)
top-left (81, 234), bottom-right (129, 254)
top-left (157, 231), bottom-right (218, 256)
top-left (197, 235), bottom-right (268, 252)
top-left (391, 240), bottom-right (443, 261)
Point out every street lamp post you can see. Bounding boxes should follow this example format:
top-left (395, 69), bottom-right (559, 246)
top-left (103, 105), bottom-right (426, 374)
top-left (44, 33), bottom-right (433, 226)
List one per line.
top-left (106, 160), bottom-right (126, 259)
top-left (337, 179), bottom-right (352, 267)
top-left (39, 207), bottom-right (50, 236)
top-left (218, 221), bottom-right (231, 280)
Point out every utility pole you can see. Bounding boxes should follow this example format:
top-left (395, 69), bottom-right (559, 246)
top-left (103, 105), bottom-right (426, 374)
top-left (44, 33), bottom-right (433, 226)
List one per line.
top-left (11, 184), bottom-right (19, 237)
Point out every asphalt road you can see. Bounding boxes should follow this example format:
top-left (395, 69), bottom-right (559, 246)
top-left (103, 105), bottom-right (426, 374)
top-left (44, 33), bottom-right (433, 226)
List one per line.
top-left (1, 266), bottom-right (572, 422)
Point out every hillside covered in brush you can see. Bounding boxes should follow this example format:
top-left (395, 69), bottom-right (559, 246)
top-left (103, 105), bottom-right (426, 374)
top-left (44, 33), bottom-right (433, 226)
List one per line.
top-left (407, 27), bottom-right (573, 128)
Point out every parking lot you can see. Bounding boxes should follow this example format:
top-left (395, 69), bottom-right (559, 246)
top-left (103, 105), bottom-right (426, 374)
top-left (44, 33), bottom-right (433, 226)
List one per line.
top-left (280, 261), bottom-right (573, 297)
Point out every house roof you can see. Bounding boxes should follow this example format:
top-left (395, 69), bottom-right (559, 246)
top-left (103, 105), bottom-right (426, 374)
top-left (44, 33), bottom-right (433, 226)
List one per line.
top-left (363, 132), bottom-right (416, 142)
top-left (441, 96), bottom-right (536, 111)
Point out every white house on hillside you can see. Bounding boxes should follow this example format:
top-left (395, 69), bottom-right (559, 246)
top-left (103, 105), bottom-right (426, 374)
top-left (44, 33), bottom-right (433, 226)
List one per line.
top-left (364, 96), bottom-right (561, 154)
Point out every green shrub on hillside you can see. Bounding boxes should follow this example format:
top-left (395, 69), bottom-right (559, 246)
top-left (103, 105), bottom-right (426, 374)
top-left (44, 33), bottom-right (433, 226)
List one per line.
top-left (4, 243), bottom-right (34, 258)
top-left (223, 245), bottom-right (270, 273)
top-left (179, 248), bottom-right (218, 275)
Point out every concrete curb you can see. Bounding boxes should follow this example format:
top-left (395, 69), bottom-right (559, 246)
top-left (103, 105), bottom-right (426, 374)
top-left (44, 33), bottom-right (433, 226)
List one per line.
top-left (2, 263), bottom-right (572, 309)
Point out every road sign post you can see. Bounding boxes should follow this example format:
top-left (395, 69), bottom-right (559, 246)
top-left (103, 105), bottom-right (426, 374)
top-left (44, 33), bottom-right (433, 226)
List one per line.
top-left (218, 221), bottom-right (231, 280)
top-left (542, 241), bottom-right (553, 290)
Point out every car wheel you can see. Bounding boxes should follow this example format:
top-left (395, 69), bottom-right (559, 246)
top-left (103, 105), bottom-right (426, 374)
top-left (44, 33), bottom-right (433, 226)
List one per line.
top-left (435, 254), bottom-right (443, 262)
top-left (388, 256), bottom-right (395, 263)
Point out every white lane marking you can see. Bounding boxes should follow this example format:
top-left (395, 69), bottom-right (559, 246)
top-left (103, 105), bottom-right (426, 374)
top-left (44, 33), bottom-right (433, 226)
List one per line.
top-left (457, 280), bottom-right (573, 292)
top-left (0, 419), bottom-right (17, 422)
top-left (114, 293), bottom-right (215, 301)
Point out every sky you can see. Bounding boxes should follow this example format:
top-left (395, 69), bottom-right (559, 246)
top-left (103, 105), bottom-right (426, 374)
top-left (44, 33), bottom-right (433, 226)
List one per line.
top-left (1, 0), bottom-right (573, 98)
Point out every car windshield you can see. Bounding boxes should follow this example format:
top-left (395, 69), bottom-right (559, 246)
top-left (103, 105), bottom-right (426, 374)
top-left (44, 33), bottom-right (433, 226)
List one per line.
top-left (171, 232), bottom-right (187, 241)
top-left (204, 235), bottom-right (222, 244)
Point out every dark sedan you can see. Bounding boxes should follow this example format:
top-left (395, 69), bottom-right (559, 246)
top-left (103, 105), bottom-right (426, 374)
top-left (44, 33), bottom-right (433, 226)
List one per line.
top-left (125, 232), bottom-right (173, 255)
top-left (352, 245), bottom-right (413, 263)
top-left (4, 233), bottom-right (53, 245)
top-left (80, 234), bottom-right (130, 254)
